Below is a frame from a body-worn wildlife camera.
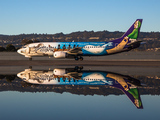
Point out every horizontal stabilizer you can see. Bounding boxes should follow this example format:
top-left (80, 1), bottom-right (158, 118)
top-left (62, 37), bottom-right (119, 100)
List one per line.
top-left (140, 42), bottom-right (146, 45)
top-left (127, 40), bottom-right (142, 46)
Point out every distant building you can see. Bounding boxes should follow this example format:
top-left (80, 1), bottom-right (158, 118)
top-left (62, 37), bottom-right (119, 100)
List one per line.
top-left (89, 37), bottom-right (99, 40)
top-left (143, 38), bottom-right (157, 40)
top-left (65, 37), bottom-right (72, 40)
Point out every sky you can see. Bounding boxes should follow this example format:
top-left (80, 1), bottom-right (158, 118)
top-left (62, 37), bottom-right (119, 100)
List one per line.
top-left (0, 0), bottom-right (160, 35)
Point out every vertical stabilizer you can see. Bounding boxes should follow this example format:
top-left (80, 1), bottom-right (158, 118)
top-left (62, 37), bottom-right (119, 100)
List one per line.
top-left (122, 19), bottom-right (143, 42)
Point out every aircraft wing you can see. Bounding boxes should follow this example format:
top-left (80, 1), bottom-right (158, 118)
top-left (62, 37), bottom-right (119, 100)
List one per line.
top-left (67, 47), bottom-right (83, 55)
top-left (67, 72), bottom-right (82, 79)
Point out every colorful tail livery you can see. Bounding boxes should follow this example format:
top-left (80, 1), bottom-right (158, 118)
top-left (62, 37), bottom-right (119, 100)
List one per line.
top-left (17, 19), bottom-right (143, 60)
top-left (106, 19), bottom-right (142, 54)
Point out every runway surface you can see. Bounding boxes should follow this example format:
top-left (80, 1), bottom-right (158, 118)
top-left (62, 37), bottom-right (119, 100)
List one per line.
top-left (0, 60), bottom-right (159, 66)
top-left (0, 51), bottom-right (160, 60)
top-left (0, 51), bottom-right (159, 66)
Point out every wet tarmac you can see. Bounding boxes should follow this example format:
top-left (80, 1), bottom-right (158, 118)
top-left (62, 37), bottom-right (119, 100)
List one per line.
top-left (0, 60), bottom-right (159, 66)
top-left (0, 51), bottom-right (160, 66)
top-left (0, 65), bottom-right (160, 77)
top-left (0, 51), bottom-right (160, 60)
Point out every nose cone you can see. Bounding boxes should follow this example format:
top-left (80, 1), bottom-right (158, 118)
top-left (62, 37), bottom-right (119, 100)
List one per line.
top-left (17, 72), bottom-right (23, 78)
top-left (17, 48), bottom-right (26, 55)
top-left (17, 49), bottom-right (21, 54)
top-left (17, 71), bottom-right (27, 81)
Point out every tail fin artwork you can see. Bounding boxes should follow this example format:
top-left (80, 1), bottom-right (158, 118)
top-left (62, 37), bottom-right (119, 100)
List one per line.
top-left (106, 19), bottom-right (143, 54)
top-left (121, 19), bottom-right (142, 41)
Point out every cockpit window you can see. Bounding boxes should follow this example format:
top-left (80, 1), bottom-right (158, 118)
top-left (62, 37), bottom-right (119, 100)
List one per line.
top-left (23, 45), bottom-right (28, 48)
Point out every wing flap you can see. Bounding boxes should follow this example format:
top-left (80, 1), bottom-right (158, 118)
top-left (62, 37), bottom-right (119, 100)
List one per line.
top-left (67, 47), bottom-right (83, 55)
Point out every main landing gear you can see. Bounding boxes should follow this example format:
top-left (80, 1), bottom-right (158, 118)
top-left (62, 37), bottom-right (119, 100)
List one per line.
top-left (75, 56), bottom-right (83, 61)
top-left (75, 66), bottom-right (83, 71)
top-left (29, 58), bottom-right (32, 61)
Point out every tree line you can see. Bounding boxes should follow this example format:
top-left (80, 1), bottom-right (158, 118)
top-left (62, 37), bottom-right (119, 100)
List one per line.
top-left (0, 44), bottom-right (17, 52)
top-left (0, 39), bottom-right (40, 52)
top-left (0, 31), bottom-right (160, 51)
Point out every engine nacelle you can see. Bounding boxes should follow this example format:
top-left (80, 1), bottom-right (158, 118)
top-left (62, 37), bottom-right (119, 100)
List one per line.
top-left (53, 51), bottom-right (67, 58)
top-left (53, 69), bottom-right (66, 76)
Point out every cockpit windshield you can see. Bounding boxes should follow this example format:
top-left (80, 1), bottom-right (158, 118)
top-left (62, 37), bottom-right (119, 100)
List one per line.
top-left (22, 45), bottom-right (28, 48)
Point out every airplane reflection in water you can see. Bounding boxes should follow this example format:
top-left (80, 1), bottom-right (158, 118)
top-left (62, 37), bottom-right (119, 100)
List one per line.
top-left (17, 66), bottom-right (143, 109)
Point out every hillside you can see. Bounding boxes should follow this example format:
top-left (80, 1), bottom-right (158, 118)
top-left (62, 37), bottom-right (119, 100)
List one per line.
top-left (0, 31), bottom-right (160, 51)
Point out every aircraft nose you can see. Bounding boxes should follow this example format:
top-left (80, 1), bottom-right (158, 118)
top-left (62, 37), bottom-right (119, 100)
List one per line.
top-left (17, 49), bottom-right (21, 54)
top-left (17, 72), bottom-right (22, 78)
top-left (17, 72), bottom-right (26, 80)
top-left (17, 48), bottom-right (25, 54)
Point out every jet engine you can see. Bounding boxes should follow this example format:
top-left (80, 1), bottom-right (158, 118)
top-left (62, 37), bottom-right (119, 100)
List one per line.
top-left (53, 69), bottom-right (66, 76)
top-left (53, 51), bottom-right (67, 58)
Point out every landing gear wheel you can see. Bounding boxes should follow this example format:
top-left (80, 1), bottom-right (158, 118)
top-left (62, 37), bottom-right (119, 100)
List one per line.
top-left (74, 66), bottom-right (83, 71)
top-left (79, 57), bottom-right (83, 61)
top-left (29, 66), bottom-right (32, 69)
top-left (75, 57), bottom-right (79, 61)
top-left (75, 66), bottom-right (79, 70)
top-left (29, 58), bottom-right (32, 61)
top-left (79, 66), bottom-right (83, 70)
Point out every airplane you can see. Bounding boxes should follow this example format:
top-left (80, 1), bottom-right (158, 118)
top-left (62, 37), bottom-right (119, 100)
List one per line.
top-left (17, 66), bottom-right (143, 109)
top-left (17, 19), bottom-right (143, 61)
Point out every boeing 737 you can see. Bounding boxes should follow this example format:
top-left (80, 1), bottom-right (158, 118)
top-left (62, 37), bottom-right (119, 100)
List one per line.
top-left (17, 66), bottom-right (143, 109)
top-left (17, 19), bottom-right (143, 60)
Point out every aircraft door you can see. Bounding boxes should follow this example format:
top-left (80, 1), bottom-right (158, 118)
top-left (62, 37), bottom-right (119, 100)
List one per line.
top-left (26, 47), bottom-right (30, 54)
top-left (58, 44), bottom-right (60, 49)
top-left (68, 44), bottom-right (71, 50)
top-left (115, 43), bottom-right (119, 50)
top-left (26, 73), bottom-right (30, 80)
